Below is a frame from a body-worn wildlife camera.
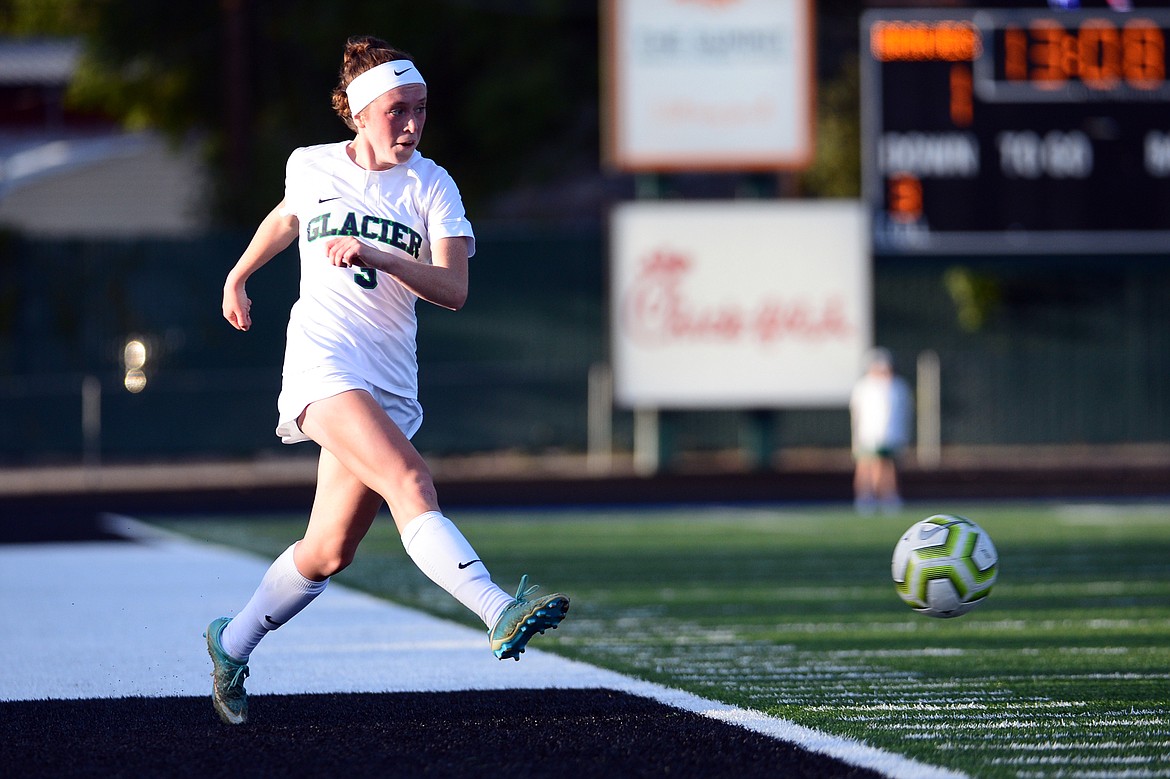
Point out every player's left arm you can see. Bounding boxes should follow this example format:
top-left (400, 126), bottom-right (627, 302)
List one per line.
top-left (323, 235), bottom-right (469, 311)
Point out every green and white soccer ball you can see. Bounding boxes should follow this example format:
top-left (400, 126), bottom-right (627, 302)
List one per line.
top-left (891, 514), bottom-right (998, 618)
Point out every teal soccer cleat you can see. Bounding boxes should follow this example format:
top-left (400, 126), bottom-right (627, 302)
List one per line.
top-left (489, 574), bottom-right (569, 661)
top-left (204, 617), bottom-right (250, 725)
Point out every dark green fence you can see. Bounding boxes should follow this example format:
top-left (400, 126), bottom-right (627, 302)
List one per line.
top-left (1, 226), bottom-right (1167, 465)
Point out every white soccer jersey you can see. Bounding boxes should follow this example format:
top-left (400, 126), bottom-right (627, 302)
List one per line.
top-left (279, 141), bottom-right (475, 400)
top-left (850, 374), bottom-right (913, 453)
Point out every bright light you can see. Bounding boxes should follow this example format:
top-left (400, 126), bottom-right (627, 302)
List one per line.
top-left (124, 369), bottom-right (147, 394)
top-left (123, 339), bottom-right (148, 393)
top-left (123, 340), bottom-right (147, 370)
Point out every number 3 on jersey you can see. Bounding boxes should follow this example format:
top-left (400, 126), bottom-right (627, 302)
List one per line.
top-left (354, 267), bottom-right (377, 289)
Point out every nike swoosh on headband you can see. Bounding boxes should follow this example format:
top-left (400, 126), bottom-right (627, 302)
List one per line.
top-left (346, 60), bottom-right (426, 116)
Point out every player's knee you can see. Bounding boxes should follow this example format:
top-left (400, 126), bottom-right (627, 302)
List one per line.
top-left (297, 541), bottom-right (356, 579)
top-left (394, 464), bottom-right (437, 505)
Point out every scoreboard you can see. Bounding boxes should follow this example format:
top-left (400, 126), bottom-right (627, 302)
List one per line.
top-left (861, 8), bottom-right (1170, 254)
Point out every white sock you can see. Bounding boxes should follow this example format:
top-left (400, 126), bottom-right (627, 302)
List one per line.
top-left (220, 542), bottom-right (328, 660)
top-left (401, 511), bottom-right (514, 628)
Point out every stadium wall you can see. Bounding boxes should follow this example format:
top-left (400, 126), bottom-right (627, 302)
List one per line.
top-left (0, 226), bottom-right (1168, 466)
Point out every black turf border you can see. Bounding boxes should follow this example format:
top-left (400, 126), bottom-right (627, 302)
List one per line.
top-left (0, 689), bottom-right (886, 778)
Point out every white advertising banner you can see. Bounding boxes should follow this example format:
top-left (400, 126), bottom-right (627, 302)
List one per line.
top-left (610, 200), bottom-right (870, 408)
top-left (604, 0), bottom-right (814, 171)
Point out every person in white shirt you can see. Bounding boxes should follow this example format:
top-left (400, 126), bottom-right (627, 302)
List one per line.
top-left (849, 347), bottom-right (913, 515)
top-left (206, 35), bottom-right (568, 725)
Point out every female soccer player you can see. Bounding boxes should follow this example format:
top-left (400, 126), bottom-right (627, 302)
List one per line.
top-left (206, 35), bottom-right (569, 725)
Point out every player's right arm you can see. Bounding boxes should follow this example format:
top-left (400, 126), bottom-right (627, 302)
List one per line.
top-left (223, 201), bottom-right (300, 331)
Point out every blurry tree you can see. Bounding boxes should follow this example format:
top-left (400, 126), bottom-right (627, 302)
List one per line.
top-left (944, 266), bottom-right (1002, 332)
top-left (799, 0), bottom-right (863, 199)
top-left (0, 0), bottom-right (600, 226)
top-left (1, 0), bottom-right (875, 222)
top-left (798, 55), bottom-right (860, 198)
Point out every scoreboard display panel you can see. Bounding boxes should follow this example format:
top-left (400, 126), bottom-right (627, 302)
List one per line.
top-left (861, 8), bottom-right (1170, 254)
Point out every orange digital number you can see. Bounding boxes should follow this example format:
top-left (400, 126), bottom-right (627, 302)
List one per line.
top-left (1003, 17), bottom-right (1165, 90)
top-left (1079, 19), bottom-right (1122, 89)
top-left (950, 63), bottom-right (973, 126)
top-left (1030, 19), bottom-right (1077, 88)
top-left (1123, 19), bottom-right (1166, 88)
top-left (1004, 25), bottom-right (1028, 81)
top-left (888, 175), bottom-right (923, 224)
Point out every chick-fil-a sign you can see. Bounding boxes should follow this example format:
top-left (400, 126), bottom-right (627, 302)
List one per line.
top-left (610, 201), bottom-right (870, 408)
top-left (622, 249), bottom-right (854, 346)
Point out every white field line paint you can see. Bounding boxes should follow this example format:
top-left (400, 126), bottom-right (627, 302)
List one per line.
top-left (806, 617), bottom-right (1170, 632)
top-left (591, 681), bottom-right (967, 779)
top-left (880, 718), bottom-right (1168, 731)
top-left (1015, 772), bottom-right (1170, 779)
top-left (810, 701), bottom-right (1092, 713)
top-left (1056, 506), bottom-right (1170, 525)
top-left (714, 586), bottom-right (888, 599)
top-left (1010, 581), bottom-right (1163, 595)
top-left (872, 709), bottom-right (1166, 724)
top-left (683, 617), bottom-right (1170, 634)
top-left (827, 648), bottom-right (969, 658)
top-left (904, 730), bottom-right (1169, 743)
top-left (974, 674), bottom-right (1170, 683)
top-left (608, 627), bottom-right (1168, 651)
top-left (0, 515), bottom-right (965, 779)
top-left (956, 741), bottom-right (1170, 751)
top-left (992, 756), bottom-right (1161, 766)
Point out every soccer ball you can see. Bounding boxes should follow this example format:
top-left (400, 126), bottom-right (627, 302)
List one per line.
top-left (891, 514), bottom-right (998, 618)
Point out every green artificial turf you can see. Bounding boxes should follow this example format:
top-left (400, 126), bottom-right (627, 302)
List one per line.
top-left (154, 502), bottom-right (1170, 778)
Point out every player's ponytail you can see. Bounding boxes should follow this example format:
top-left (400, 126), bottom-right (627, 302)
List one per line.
top-left (331, 36), bottom-right (413, 131)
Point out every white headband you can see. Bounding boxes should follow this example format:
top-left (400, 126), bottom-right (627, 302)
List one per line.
top-left (345, 59), bottom-right (426, 116)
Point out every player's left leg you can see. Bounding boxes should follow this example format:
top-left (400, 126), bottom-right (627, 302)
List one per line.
top-left (205, 616), bottom-right (249, 725)
top-left (297, 450), bottom-right (384, 579)
top-left (206, 453), bottom-right (380, 725)
top-left (206, 539), bottom-right (331, 726)
top-left (219, 458), bottom-right (379, 662)
top-left (299, 389), bottom-right (569, 656)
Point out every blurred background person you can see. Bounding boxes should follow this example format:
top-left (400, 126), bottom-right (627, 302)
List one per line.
top-left (850, 347), bottom-right (912, 515)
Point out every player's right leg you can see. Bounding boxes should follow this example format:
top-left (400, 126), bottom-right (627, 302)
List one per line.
top-left (488, 574), bottom-right (570, 661)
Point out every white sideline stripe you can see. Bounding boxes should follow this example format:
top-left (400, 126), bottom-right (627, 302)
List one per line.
top-left (0, 516), bottom-right (963, 779)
